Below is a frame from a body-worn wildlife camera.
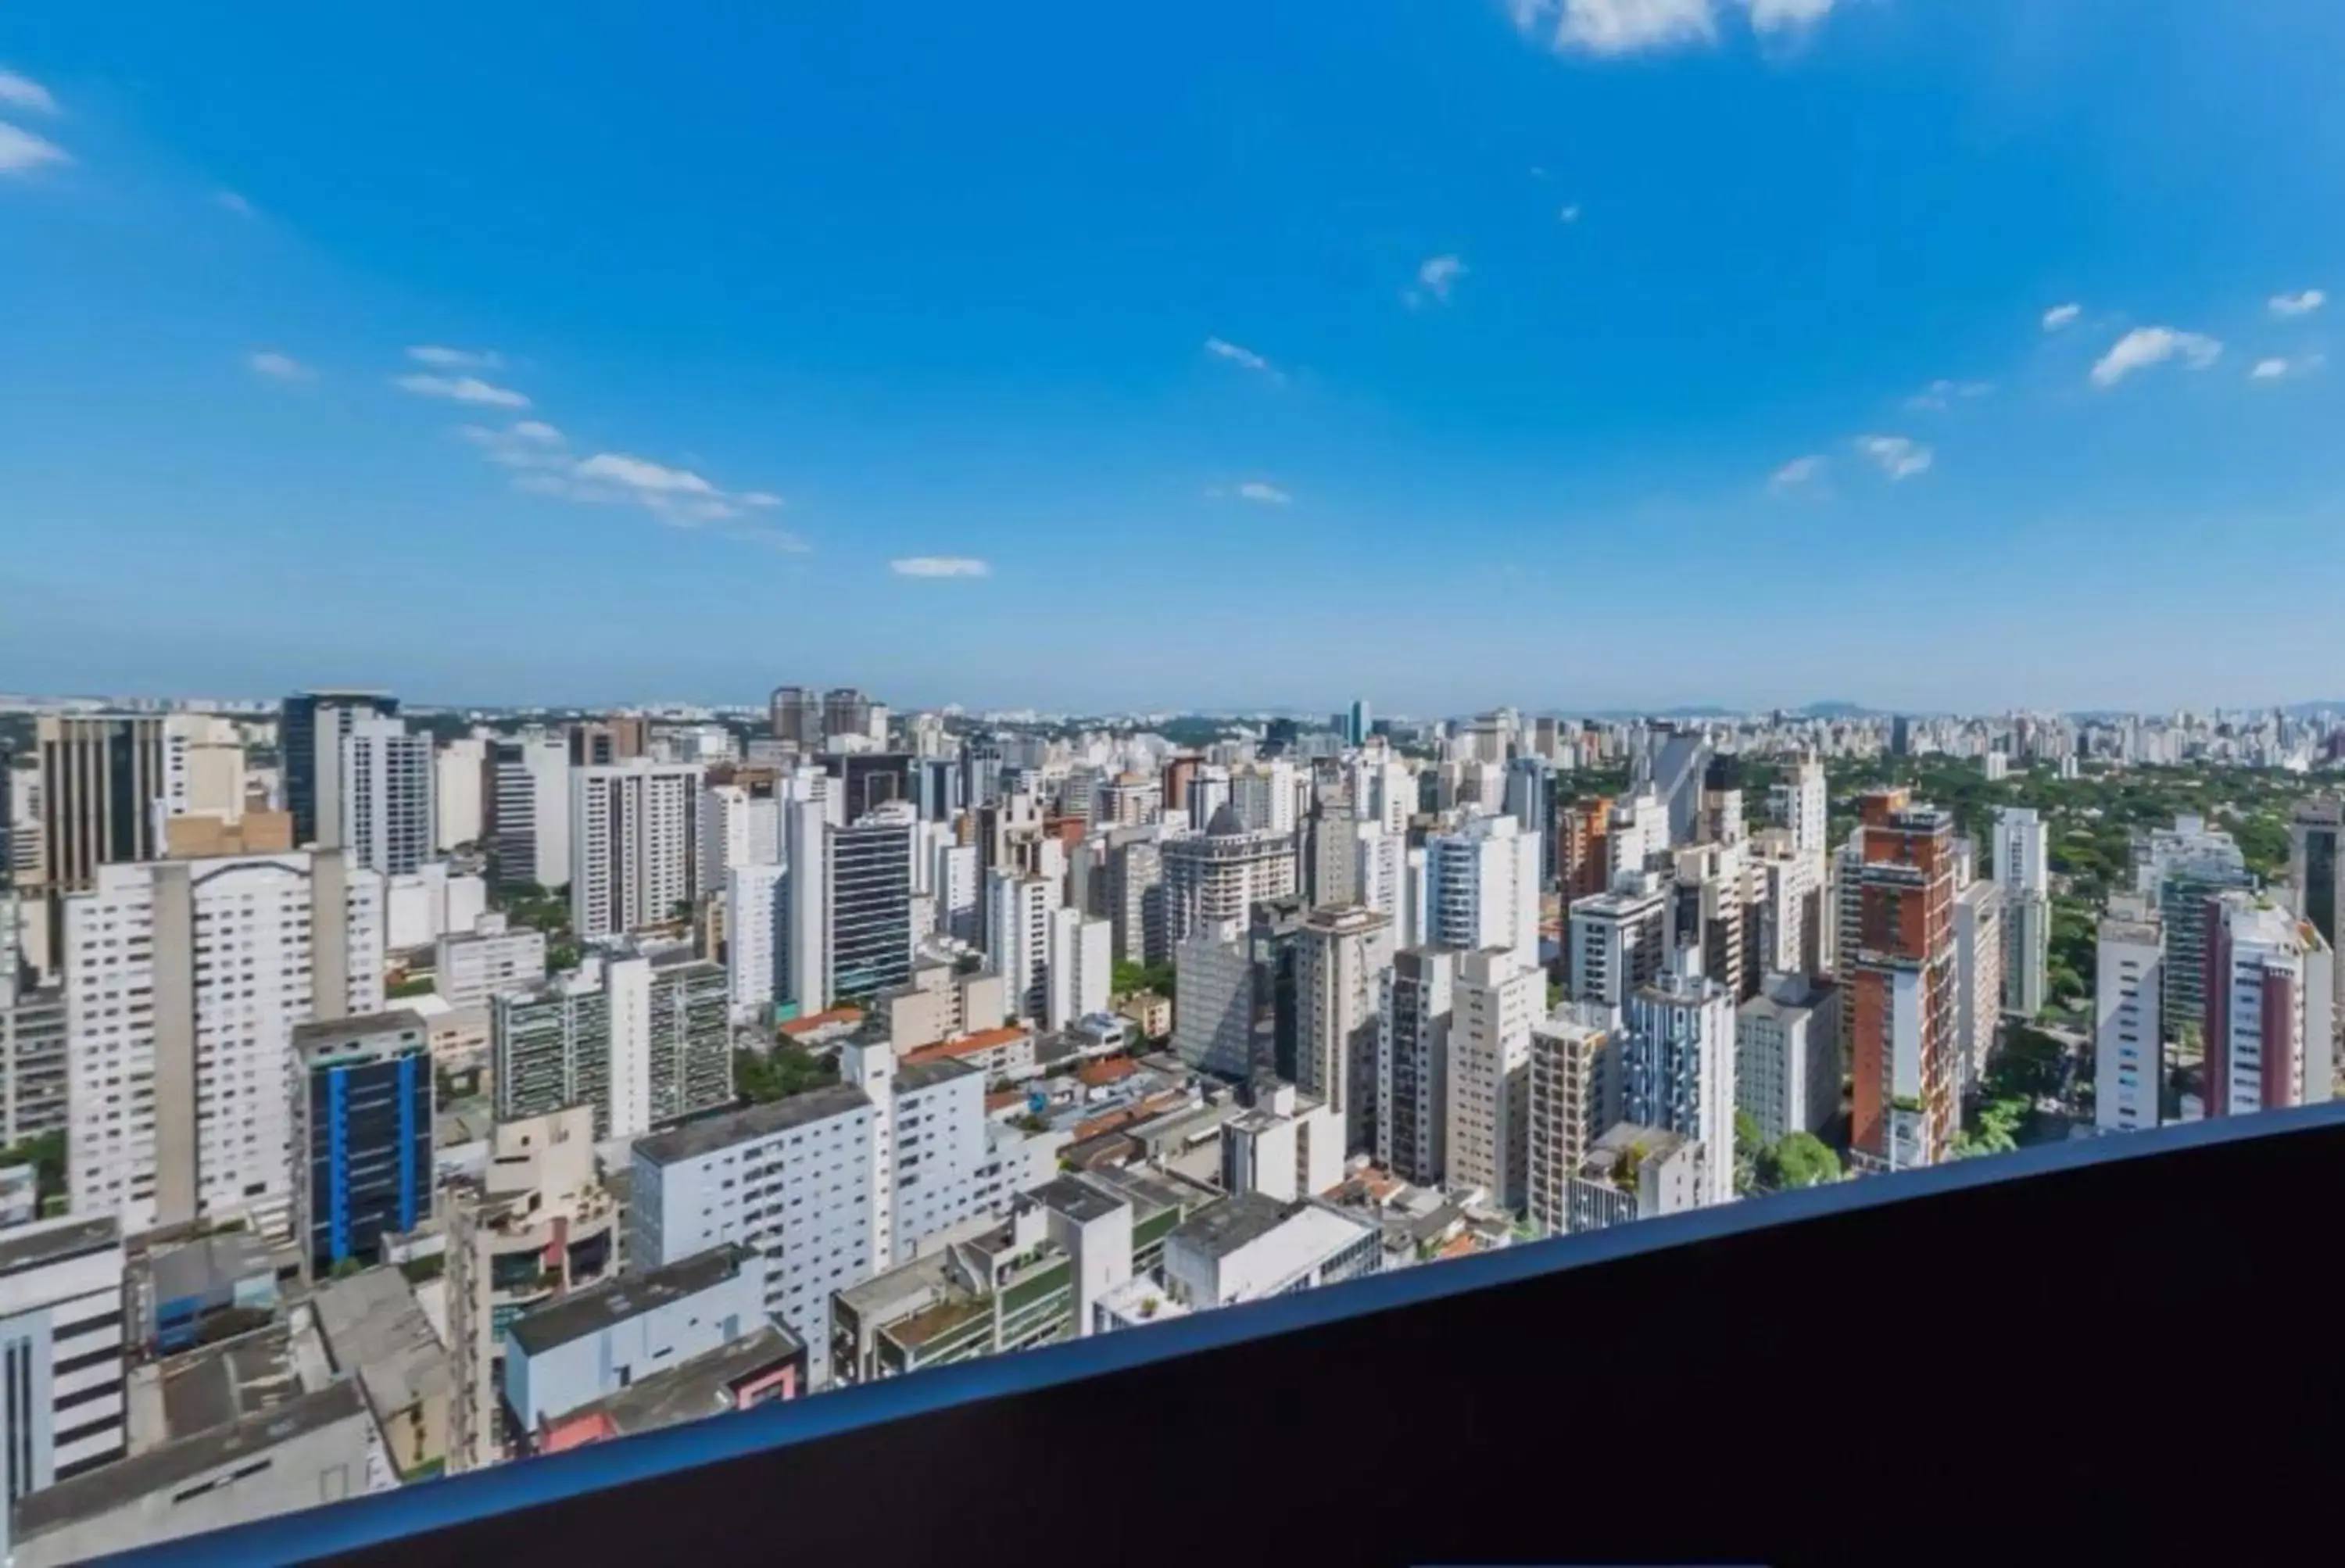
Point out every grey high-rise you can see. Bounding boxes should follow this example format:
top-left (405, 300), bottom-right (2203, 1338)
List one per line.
top-left (281, 689), bottom-right (398, 850)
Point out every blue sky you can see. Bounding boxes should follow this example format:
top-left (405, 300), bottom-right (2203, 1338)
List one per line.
top-left (7, 1), bottom-right (2345, 715)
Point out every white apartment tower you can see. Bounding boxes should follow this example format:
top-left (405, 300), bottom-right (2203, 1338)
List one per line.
top-left (570, 762), bottom-right (704, 940)
top-left (2204, 892), bottom-right (2335, 1119)
top-left (1446, 947), bottom-right (1545, 1209)
top-left (1621, 950), bottom-right (1737, 1209)
top-left (2095, 900), bottom-right (2164, 1134)
top-left (435, 736), bottom-right (487, 852)
top-left (726, 862), bottom-right (789, 1023)
top-left (339, 716), bottom-right (436, 877)
top-left (986, 869), bottom-right (1061, 1022)
top-left (1770, 757), bottom-right (1828, 857)
top-left (1995, 807), bottom-right (2050, 1019)
top-left (1424, 815), bottom-right (1541, 965)
top-left (1045, 908), bottom-right (1112, 1031)
top-left (492, 735), bottom-right (571, 890)
top-left (1295, 905), bottom-right (1394, 1153)
top-left (64, 851), bottom-right (385, 1233)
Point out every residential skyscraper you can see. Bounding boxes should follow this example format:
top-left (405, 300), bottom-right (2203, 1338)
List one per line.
top-left (1621, 950), bottom-right (1738, 1208)
top-left (1526, 1005), bottom-right (1616, 1238)
top-left (1994, 806), bottom-right (2049, 1018)
top-left (1770, 755), bottom-right (1828, 857)
top-left (1448, 947), bottom-right (1545, 1209)
top-left (2096, 897), bottom-right (2164, 1133)
top-left (1044, 908), bottom-right (1112, 1031)
top-left (1162, 804), bottom-right (1298, 947)
top-left (1952, 879), bottom-right (2005, 1094)
top-left (490, 734), bottom-right (571, 890)
top-left (821, 688), bottom-right (877, 746)
top-left (1566, 876), bottom-right (1670, 1008)
top-left (290, 1009), bottom-right (433, 1280)
top-left (435, 736), bottom-right (488, 851)
top-left (1734, 974), bottom-right (1841, 1148)
top-left (1847, 789), bottom-right (1960, 1173)
top-left (2290, 796), bottom-right (2345, 1016)
top-left (2136, 814), bottom-right (2255, 1038)
top-left (1376, 945), bottom-right (1458, 1184)
top-left (569, 761), bottom-right (704, 940)
top-left (1502, 758), bottom-right (1556, 871)
top-left (768, 686), bottom-right (822, 746)
top-left (280, 690), bottom-right (397, 851)
top-left (987, 869), bottom-right (1060, 1022)
top-left (1423, 814), bottom-right (1541, 965)
top-left (494, 949), bottom-right (732, 1139)
top-left (339, 715), bottom-right (435, 877)
top-left (63, 850), bottom-right (385, 1233)
top-left (726, 863), bottom-right (789, 1023)
top-left (1635, 723), bottom-right (1711, 847)
top-left (1294, 905), bottom-right (1393, 1153)
top-left (2202, 891), bottom-right (2335, 1119)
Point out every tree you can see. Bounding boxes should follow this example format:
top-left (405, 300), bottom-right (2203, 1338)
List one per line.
top-left (1734, 1109), bottom-right (1765, 1196)
top-left (1771, 1133), bottom-right (1841, 1188)
top-left (735, 1044), bottom-right (840, 1105)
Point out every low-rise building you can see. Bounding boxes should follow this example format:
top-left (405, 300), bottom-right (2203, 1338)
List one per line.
top-left (435, 913), bottom-right (548, 1010)
top-left (0, 1216), bottom-right (127, 1551)
top-left (1219, 1079), bottom-right (1344, 1201)
top-left (1160, 1193), bottom-right (1380, 1308)
top-left (535, 1323), bottom-right (804, 1455)
top-left (1564, 1122), bottom-right (1706, 1234)
top-left (310, 1265), bottom-right (454, 1484)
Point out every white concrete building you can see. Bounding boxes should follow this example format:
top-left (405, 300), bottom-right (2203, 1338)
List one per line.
top-left (1230, 761), bottom-right (1299, 836)
top-left (2096, 900), bottom-right (2164, 1134)
top-left (1, 1216), bottom-right (128, 1538)
top-left (1770, 757), bottom-right (1828, 857)
top-left (435, 913), bottom-right (548, 1010)
top-left (1162, 806), bottom-right (1297, 947)
top-left (986, 869), bottom-right (1060, 1022)
top-left (1995, 807), bottom-right (2050, 1019)
top-left (63, 851), bottom-right (384, 1233)
top-left (570, 761), bottom-right (704, 940)
top-left (1607, 789), bottom-right (1670, 886)
top-left (1953, 880), bottom-right (2005, 1094)
top-left (1621, 951), bottom-right (1737, 1209)
top-left (1220, 1081), bottom-right (1344, 1202)
top-left (1447, 947), bottom-right (1545, 1208)
top-left (1424, 815), bottom-right (1541, 967)
top-left (2204, 893), bottom-right (2335, 1119)
top-left (492, 735), bottom-right (571, 890)
top-left (1567, 876), bottom-right (1671, 1008)
top-left (1044, 908), bottom-right (1112, 1032)
top-left (1296, 905), bottom-right (1394, 1152)
top-left (725, 862), bottom-right (789, 1023)
top-left (340, 716), bottom-right (436, 877)
top-left (1160, 1194), bottom-right (1380, 1309)
top-left (435, 736), bottom-right (487, 851)
top-left (701, 782), bottom-right (780, 892)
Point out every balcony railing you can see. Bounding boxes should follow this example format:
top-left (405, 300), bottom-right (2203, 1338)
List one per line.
top-left (116, 1099), bottom-right (2345, 1566)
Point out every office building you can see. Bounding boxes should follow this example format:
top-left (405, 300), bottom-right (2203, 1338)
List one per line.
top-left (1160, 1194), bottom-right (1380, 1309)
top-left (1377, 946), bottom-right (1458, 1184)
top-left (1567, 877), bottom-right (1670, 1008)
top-left (493, 948), bottom-right (732, 1140)
top-left (1448, 947), bottom-right (1545, 1208)
top-left (290, 1010), bottom-right (432, 1280)
top-left (435, 913), bottom-right (548, 1010)
top-left (726, 862), bottom-right (789, 1022)
top-left (1563, 1123), bottom-right (1706, 1234)
top-left (570, 761), bottom-right (704, 940)
top-left (489, 734), bottom-right (571, 890)
top-left (2136, 814), bottom-right (2256, 1039)
top-left (1347, 700), bottom-right (1372, 748)
top-left (1162, 805), bottom-right (1298, 947)
top-left (2290, 796), bottom-right (2345, 1015)
top-left (280, 691), bottom-right (396, 852)
top-left (1174, 930), bottom-right (1255, 1079)
top-left (33, 714), bottom-right (170, 894)
top-left (1101, 832), bottom-right (1166, 965)
top-left (1734, 975), bottom-right (1842, 1147)
top-left (1295, 906), bottom-right (1393, 1153)
top-left (1994, 807), bottom-right (2049, 1018)
top-left (338, 716), bottom-right (435, 877)
top-left (1247, 897), bottom-right (1308, 1082)
top-left (1952, 881), bottom-right (2005, 1093)
top-left (822, 815), bottom-right (915, 1011)
top-left (2096, 900), bottom-right (2164, 1134)
top-left (1621, 950), bottom-right (1737, 1207)
top-left (2203, 892), bottom-right (2336, 1119)
top-left (444, 1108), bottom-right (618, 1470)
top-left (1423, 815), bottom-right (1541, 965)
top-left (435, 736), bottom-right (487, 851)
top-left (63, 850), bottom-right (384, 1234)
top-left (1527, 1006), bottom-right (1616, 1238)
top-left (1847, 789), bottom-right (1960, 1173)
top-left (0, 1215), bottom-right (128, 1548)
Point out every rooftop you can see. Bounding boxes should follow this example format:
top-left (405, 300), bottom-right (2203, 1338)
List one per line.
top-left (897, 1055), bottom-right (981, 1094)
top-left (549, 1324), bottom-right (805, 1441)
top-left (1165, 1192), bottom-right (1294, 1260)
top-left (290, 1008), bottom-right (428, 1055)
top-left (151, 1324), bottom-right (310, 1440)
top-left (144, 1230), bottom-right (301, 1307)
top-left (311, 1267), bottom-right (452, 1418)
top-left (0, 1214), bottom-right (118, 1277)
top-left (1027, 1176), bottom-right (1122, 1225)
top-left (13, 1382), bottom-right (366, 1542)
top-left (633, 1083), bottom-right (872, 1166)
top-left (507, 1244), bottom-right (757, 1358)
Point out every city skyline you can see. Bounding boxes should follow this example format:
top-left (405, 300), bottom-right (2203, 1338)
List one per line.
top-left (10, 2), bottom-right (2345, 708)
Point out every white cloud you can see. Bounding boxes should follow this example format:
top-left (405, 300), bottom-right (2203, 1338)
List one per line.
top-left (457, 420), bottom-right (797, 540)
top-left (1905, 378), bottom-right (1994, 411)
top-left (2270, 289), bottom-right (2325, 318)
top-left (1742, 0), bottom-right (1838, 34)
top-left (1204, 337), bottom-right (1280, 380)
top-left (2251, 358), bottom-right (2290, 380)
top-left (1406, 253), bottom-right (1466, 308)
top-left (1769, 455), bottom-right (1826, 492)
top-left (2042, 303), bottom-right (2082, 331)
top-left (247, 350), bottom-right (313, 382)
top-left (395, 373), bottom-right (531, 408)
top-left (0, 69), bottom-right (59, 116)
top-left (2250, 353), bottom-right (2322, 381)
top-left (215, 191), bottom-right (256, 217)
top-left (891, 557), bottom-right (990, 578)
top-left (0, 121), bottom-right (70, 175)
top-left (407, 345), bottom-right (503, 371)
top-left (2089, 326), bottom-right (2222, 388)
top-left (1510, 0), bottom-right (1718, 55)
top-left (1236, 481), bottom-right (1292, 505)
top-left (1854, 435), bottom-right (1933, 480)
top-left (1558, 202), bottom-right (1583, 224)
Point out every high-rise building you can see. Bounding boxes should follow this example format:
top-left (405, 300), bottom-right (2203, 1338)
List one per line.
top-left (280, 690), bottom-right (397, 851)
top-left (1637, 723), bottom-right (1711, 847)
top-left (1672, 843), bottom-right (1750, 1003)
top-left (2290, 796), bottom-right (2345, 1017)
top-left (829, 817), bottom-right (915, 1009)
top-left (1172, 929), bottom-right (1254, 1078)
top-left (34, 714), bottom-right (170, 894)
top-left (1230, 761), bottom-right (1300, 836)
top-left (290, 1009), bottom-right (433, 1280)
top-left (2136, 814), bottom-right (2255, 1038)
top-left (338, 715), bottom-right (435, 877)
top-left (1566, 876), bottom-right (1670, 1008)
top-left (1847, 789), bottom-right (1960, 1173)
top-left (1045, 908), bottom-right (1112, 1031)
top-left (1526, 1005), bottom-right (1616, 1237)
top-left (1347, 700), bottom-right (1372, 748)
top-left (1162, 805), bottom-right (1298, 947)
top-left (2096, 898), bottom-right (2164, 1133)
top-left (1102, 832), bottom-right (1165, 966)
top-left (1770, 756), bottom-right (1828, 857)
top-left (1952, 880), bottom-right (2005, 1094)
top-left (435, 736), bottom-right (488, 851)
top-left (1376, 945), bottom-right (1458, 1184)
top-left (1621, 950), bottom-right (1737, 1208)
top-left (0, 1215), bottom-right (128, 1526)
top-left (1606, 789), bottom-right (1670, 887)
top-left (1247, 896), bottom-right (1308, 1082)
top-left (1448, 947), bottom-right (1545, 1208)
top-left (1424, 814), bottom-right (1541, 965)
top-left (769, 686), bottom-right (822, 746)
top-left (822, 688), bottom-right (876, 746)
top-left (493, 949), bottom-right (732, 1139)
top-left (1294, 905), bottom-right (1393, 1153)
top-left (569, 761), bottom-right (704, 940)
top-left (1503, 758), bottom-right (1556, 872)
top-left (986, 870), bottom-right (1059, 1022)
top-left (1734, 974), bottom-right (1841, 1148)
top-left (1, 893), bottom-right (68, 1147)
top-left (1555, 796), bottom-right (1613, 904)
top-left (1993, 807), bottom-right (2049, 1018)
top-left (63, 850), bottom-right (385, 1233)
top-left (2202, 892), bottom-right (2335, 1119)
top-left (490, 735), bottom-right (571, 890)
top-left (701, 781), bottom-right (780, 893)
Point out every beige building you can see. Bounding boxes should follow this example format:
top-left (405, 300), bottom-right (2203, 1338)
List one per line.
top-left (878, 961), bottom-right (1010, 1051)
top-left (445, 1107), bottom-right (619, 1470)
top-left (1527, 1004), bottom-right (1617, 1238)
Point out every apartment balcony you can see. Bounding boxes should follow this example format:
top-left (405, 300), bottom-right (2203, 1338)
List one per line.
top-left (120, 1101), bottom-right (2345, 1566)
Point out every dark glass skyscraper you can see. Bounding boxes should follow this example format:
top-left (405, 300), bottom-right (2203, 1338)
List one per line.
top-left (281, 689), bottom-right (398, 849)
top-left (292, 1010), bottom-right (432, 1280)
top-left (829, 819), bottom-right (913, 1008)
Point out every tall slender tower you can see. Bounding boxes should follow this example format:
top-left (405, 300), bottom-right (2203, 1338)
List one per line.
top-left (1848, 789), bottom-right (1960, 1172)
